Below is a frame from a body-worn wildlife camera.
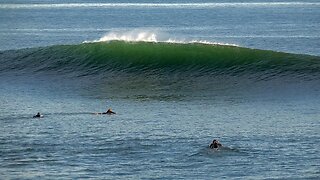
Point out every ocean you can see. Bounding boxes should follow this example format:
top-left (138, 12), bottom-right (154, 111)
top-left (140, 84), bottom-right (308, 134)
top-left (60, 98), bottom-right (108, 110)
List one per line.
top-left (0, 0), bottom-right (320, 179)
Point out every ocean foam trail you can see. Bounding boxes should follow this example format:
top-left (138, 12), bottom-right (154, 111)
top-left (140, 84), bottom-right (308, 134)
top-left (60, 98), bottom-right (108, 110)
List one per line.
top-left (1, 2), bottom-right (320, 9)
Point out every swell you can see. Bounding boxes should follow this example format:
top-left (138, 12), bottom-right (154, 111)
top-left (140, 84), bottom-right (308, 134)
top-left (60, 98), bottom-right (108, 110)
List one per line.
top-left (0, 41), bottom-right (319, 80)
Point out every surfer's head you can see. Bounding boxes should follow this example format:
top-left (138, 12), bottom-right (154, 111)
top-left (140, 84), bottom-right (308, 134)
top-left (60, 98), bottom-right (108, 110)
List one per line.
top-left (210, 139), bottom-right (222, 149)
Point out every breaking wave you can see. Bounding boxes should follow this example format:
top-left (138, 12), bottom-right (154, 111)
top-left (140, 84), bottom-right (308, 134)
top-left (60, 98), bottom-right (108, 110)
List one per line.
top-left (0, 40), bottom-right (319, 80)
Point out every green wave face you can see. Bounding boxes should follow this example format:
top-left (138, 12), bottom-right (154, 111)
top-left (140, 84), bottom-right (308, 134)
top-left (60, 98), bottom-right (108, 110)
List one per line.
top-left (1, 41), bottom-right (320, 79)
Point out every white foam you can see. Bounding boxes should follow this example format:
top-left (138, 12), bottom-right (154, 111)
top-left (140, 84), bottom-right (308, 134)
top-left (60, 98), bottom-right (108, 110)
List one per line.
top-left (97, 31), bottom-right (158, 42)
top-left (84, 30), bottom-right (238, 47)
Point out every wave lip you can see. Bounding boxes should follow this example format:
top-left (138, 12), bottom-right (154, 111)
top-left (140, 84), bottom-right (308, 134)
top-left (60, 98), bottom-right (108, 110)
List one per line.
top-left (85, 31), bottom-right (238, 47)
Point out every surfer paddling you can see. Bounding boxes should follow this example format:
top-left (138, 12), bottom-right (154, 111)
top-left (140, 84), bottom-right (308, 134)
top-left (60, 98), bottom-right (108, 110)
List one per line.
top-left (209, 139), bottom-right (222, 149)
top-left (95, 108), bottom-right (116, 115)
top-left (104, 108), bottom-right (116, 115)
top-left (33, 112), bottom-right (43, 118)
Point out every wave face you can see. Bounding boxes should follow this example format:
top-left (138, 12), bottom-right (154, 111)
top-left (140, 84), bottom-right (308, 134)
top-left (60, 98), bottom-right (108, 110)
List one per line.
top-left (1, 41), bottom-right (320, 80)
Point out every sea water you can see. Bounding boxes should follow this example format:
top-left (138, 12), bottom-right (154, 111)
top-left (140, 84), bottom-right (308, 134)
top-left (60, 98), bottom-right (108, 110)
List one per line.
top-left (0, 0), bottom-right (320, 179)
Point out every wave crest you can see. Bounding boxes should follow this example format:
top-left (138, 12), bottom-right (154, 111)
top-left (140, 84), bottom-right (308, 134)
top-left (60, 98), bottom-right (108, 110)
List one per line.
top-left (85, 30), bottom-right (238, 46)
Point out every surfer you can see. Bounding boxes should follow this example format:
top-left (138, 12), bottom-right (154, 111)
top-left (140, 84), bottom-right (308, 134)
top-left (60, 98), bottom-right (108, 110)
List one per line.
top-left (209, 139), bottom-right (222, 149)
top-left (96, 108), bottom-right (116, 115)
top-left (105, 108), bottom-right (116, 115)
top-left (33, 112), bottom-right (43, 118)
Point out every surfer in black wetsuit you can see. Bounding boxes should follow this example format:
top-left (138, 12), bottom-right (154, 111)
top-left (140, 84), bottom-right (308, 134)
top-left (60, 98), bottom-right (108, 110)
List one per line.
top-left (96, 108), bottom-right (116, 115)
top-left (104, 108), bottom-right (116, 115)
top-left (209, 139), bottom-right (222, 149)
top-left (33, 112), bottom-right (42, 118)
